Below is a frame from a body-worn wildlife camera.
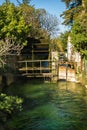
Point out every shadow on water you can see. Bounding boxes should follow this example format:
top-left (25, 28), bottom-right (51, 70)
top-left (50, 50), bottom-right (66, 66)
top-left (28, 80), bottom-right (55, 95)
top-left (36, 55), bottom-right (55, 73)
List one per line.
top-left (7, 79), bottom-right (87, 130)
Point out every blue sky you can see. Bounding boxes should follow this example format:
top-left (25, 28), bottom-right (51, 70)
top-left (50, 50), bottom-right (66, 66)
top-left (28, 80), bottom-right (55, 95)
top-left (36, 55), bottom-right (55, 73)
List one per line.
top-left (31, 0), bottom-right (66, 17)
top-left (0, 0), bottom-right (67, 34)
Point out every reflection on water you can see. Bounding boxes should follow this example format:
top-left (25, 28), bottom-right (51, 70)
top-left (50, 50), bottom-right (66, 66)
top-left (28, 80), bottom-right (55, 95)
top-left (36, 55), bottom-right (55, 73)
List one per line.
top-left (9, 81), bottom-right (87, 130)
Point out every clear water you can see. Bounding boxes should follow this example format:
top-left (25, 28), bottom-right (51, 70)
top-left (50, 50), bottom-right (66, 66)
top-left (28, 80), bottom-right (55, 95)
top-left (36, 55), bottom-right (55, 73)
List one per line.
top-left (9, 81), bottom-right (87, 130)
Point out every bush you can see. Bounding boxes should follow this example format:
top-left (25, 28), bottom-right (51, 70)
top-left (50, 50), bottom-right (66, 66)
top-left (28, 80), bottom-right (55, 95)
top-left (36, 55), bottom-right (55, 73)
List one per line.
top-left (0, 93), bottom-right (23, 114)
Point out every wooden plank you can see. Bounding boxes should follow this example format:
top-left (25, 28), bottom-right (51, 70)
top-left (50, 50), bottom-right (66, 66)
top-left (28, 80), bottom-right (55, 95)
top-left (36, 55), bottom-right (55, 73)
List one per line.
top-left (22, 73), bottom-right (53, 78)
top-left (18, 59), bottom-right (57, 63)
top-left (19, 67), bottom-right (51, 71)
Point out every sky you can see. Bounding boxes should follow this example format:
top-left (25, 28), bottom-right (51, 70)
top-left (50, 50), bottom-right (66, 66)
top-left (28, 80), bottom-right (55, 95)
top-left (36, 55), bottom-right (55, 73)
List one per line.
top-left (0, 0), bottom-right (67, 35)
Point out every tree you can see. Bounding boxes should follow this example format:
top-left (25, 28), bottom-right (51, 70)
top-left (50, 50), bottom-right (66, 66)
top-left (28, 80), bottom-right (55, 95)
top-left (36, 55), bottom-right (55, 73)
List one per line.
top-left (70, 15), bottom-right (87, 57)
top-left (59, 31), bottom-right (69, 51)
top-left (51, 38), bottom-right (64, 52)
top-left (0, 1), bottom-right (59, 66)
top-left (61, 0), bottom-right (82, 25)
top-left (61, 0), bottom-right (87, 57)
top-left (20, 5), bottom-right (59, 39)
top-left (20, 4), bottom-right (43, 38)
top-left (61, 0), bottom-right (82, 7)
top-left (69, 0), bottom-right (87, 57)
top-left (51, 31), bottom-right (69, 52)
top-left (0, 39), bottom-right (23, 66)
top-left (16, 0), bottom-right (31, 5)
top-left (0, 2), bottom-right (31, 65)
top-left (38, 9), bottom-right (59, 37)
top-left (0, 3), bottom-right (29, 45)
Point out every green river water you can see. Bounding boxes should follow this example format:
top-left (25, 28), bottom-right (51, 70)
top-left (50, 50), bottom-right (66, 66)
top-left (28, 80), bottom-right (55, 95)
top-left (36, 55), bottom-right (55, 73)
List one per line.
top-left (8, 80), bottom-right (87, 130)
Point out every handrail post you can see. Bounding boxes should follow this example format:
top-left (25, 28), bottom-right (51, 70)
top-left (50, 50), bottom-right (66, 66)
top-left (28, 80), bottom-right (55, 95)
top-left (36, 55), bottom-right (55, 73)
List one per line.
top-left (40, 60), bottom-right (42, 73)
top-left (25, 61), bottom-right (28, 74)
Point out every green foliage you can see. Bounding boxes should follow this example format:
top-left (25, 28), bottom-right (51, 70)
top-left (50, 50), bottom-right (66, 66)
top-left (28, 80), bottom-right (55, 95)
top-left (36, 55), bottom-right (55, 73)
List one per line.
top-left (70, 18), bottom-right (87, 57)
top-left (51, 38), bottom-right (63, 52)
top-left (51, 31), bottom-right (69, 52)
top-left (0, 1), bottom-right (59, 47)
top-left (61, 0), bottom-right (82, 25)
top-left (0, 3), bottom-right (30, 45)
top-left (16, 0), bottom-right (31, 5)
top-left (20, 4), bottom-right (42, 38)
top-left (61, 0), bottom-right (87, 58)
top-left (59, 31), bottom-right (69, 51)
top-left (22, 0), bottom-right (31, 4)
top-left (0, 93), bottom-right (23, 114)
